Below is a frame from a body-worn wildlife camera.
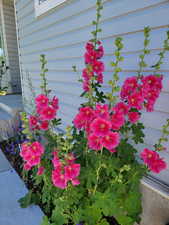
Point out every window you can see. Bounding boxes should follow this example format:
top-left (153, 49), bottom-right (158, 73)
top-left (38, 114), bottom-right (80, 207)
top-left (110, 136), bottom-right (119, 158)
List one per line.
top-left (35, 0), bottom-right (68, 17)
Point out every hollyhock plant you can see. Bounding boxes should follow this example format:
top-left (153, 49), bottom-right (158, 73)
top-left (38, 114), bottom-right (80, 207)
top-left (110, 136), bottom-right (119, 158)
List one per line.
top-left (19, 9), bottom-right (169, 225)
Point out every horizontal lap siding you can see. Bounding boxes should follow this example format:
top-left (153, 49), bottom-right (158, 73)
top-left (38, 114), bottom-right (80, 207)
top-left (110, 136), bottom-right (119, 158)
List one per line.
top-left (15, 0), bottom-right (169, 184)
top-left (3, 0), bottom-right (21, 93)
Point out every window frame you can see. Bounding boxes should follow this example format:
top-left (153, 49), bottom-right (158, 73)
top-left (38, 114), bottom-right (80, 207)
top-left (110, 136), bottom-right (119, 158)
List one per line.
top-left (34, 0), bottom-right (68, 17)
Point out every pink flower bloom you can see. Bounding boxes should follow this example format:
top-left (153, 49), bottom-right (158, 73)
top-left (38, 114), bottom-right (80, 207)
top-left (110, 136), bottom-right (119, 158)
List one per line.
top-left (64, 163), bottom-right (80, 180)
top-left (20, 143), bottom-right (30, 159)
top-left (111, 112), bottom-right (125, 130)
top-left (25, 154), bottom-right (41, 167)
top-left (52, 170), bottom-right (67, 189)
top-left (92, 61), bottom-right (105, 74)
top-left (37, 166), bottom-right (45, 175)
top-left (29, 115), bottom-right (38, 128)
top-left (82, 68), bottom-right (94, 81)
top-left (96, 45), bottom-right (104, 59)
top-left (113, 102), bottom-right (130, 115)
top-left (140, 148), bottom-right (167, 173)
top-left (90, 118), bottom-right (111, 137)
top-left (30, 142), bottom-right (44, 156)
top-left (35, 94), bottom-right (49, 108)
top-left (150, 158), bottom-right (167, 173)
top-left (40, 120), bottom-right (49, 130)
top-left (121, 76), bottom-right (138, 99)
top-left (73, 113), bottom-right (86, 130)
top-left (71, 178), bottom-right (80, 186)
top-left (97, 73), bottom-right (103, 83)
top-left (85, 42), bottom-right (94, 52)
top-left (40, 106), bottom-right (56, 121)
top-left (51, 96), bottom-right (59, 110)
top-left (141, 75), bottom-right (163, 91)
top-left (102, 132), bottom-right (120, 150)
top-left (128, 92), bottom-right (144, 110)
top-left (23, 163), bottom-right (32, 171)
top-left (79, 107), bottom-right (95, 121)
top-left (84, 50), bottom-right (97, 64)
top-left (95, 104), bottom-right (110, 120)
top-left (88, 134), bottom-right (103, 151)
top-left (128, 111), bottom-right (140, 123)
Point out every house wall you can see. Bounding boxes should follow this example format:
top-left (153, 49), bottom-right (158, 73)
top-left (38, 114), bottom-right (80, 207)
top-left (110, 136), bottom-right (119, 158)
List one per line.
top-left (14, 0), bottom-right (169, 184)
top-left (1, 0), bottom-right (21, 93)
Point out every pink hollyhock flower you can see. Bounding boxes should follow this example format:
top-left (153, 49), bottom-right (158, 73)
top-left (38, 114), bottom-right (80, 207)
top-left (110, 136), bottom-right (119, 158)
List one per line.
top-left (90, 117), bottom-right (111, 137)
top-left (111, 112), bottom-right (125, 130)
top-left (25, 154), bottom-right (41, 167)
top-left (84, 50), bottom-right (97, 64)
top-left (71, 178), bottom-right (80, 186)
top-left (30, 141), bottom-right (44, 156)
top-left (23, 163), bottom-right (32, 171)
top-left (141, 75), bottom-right (163, 91)
top-left (92, 61), bottom-right (105, 74)
top-left (73, 113), bottom-right (86, 130)
top-left (128, 91), bottom-right (144, 110)
top-left (52, 170), bottom-right (67, 189)
top-left (128, 111), bottom-right (140, 123)
top-left (120, 76), bottom-right (138, 99)
top-left (51, 96), bottom-right (59, 110)
top-left (102, 132), bottom-right (120, 150)
top-left (37, 166), bottom-right (45, 175)
top-left (145, 100), bottom-right (155, 112)
top-left (64, 163), bottom-right (80, 180)
top-left (52, 158), bottom-right (62, 170)
top-left (140, 148), bottom-right (167, 173)
top-left (97, 73), bottom-right (103, 83)
top-left (95, 104), bottom-right (110, 120)
top-left (20, 142), bottom-right (30, 159)
top-left (29, 115), bottom-right (38, 128)
top-left (82, 68), bottom-right (94, 81)
top-left (35, 94), bottom-right (49, 108)
top-left (40, 120), bottom-right (49, 130)
top-left (113, 102), bottom-right (130, 115)
top-left (88, 134), bottom-right (103, 150)
top-left (85, 42), bottom-right (94, 52)
top-left (80, 107), bottom-right (95, 121)
top-left (40, 106), bottom-right (56, 121)
top-left (150, 158), bottom-right (167, 173)
top-left (140, 148), bottom-right (157, 165)
top-left (96, 45), bottom-right (104, 59)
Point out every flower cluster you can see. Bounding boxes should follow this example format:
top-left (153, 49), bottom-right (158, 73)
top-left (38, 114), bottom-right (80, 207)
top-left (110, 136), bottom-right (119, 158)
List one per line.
top-left (141, 148), bottom-right (167, 173)
top-left (121, 75), bottom-right (163, 112)
top-left (29, 94), bottom-right (59, 130)
top-left (20, 141), bottom-right (44, 171)
top-left (82, 41), bottom-right (104, 91)
top-left (52, 151), bottom-right (80, 189)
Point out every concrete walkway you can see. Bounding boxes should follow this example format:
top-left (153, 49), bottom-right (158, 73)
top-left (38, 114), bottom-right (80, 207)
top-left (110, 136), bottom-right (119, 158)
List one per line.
top-left (0, 95), bottom-right (44, 225)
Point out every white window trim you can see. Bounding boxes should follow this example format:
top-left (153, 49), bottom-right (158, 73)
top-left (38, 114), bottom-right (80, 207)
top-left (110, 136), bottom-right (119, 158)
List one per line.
top-left (35, 0), bottom-right (68, 17)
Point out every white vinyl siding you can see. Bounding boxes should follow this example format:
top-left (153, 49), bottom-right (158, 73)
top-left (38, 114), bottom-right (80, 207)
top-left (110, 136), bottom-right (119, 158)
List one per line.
top-left (14, 0), bottom-right (169, 184)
